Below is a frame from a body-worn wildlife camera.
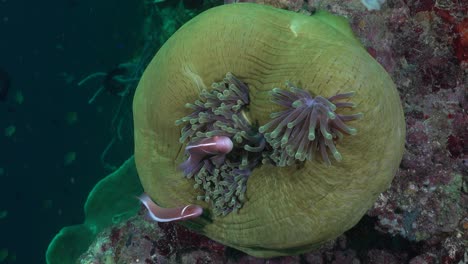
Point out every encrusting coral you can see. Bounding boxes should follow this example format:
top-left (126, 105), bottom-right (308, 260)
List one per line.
top-left (133, 3), bottom-right (405, 258)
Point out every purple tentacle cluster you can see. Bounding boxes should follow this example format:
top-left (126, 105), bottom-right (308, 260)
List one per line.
top-left (176, 73), bottom-right (265, 216)
top-left (260, 82), bottom-right (363, 166)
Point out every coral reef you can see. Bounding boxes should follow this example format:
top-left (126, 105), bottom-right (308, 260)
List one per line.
top-left (78, 210), bottom-right (467, 263)
top-left (369, 87), bottom-right (466, 240)
top-left (78, 213), bottom-right (229, 264)
top-left (77, 210), bottom-right (468, 264)
top-left (78, 209), bottom-right (362, 264)
top-left (71, 0), bottom-right (466, 263)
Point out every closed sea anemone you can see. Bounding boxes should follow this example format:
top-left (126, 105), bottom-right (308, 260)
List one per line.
top-left (261, 82), bottom-right (363, 166)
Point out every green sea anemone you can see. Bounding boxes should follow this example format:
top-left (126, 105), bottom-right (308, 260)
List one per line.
top-left (133, 3), bottom-right (405, 258)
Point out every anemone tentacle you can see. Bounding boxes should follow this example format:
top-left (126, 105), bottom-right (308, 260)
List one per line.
top-left (260, 83), bottom-right (362, 166)
top-left (176, 73), bottom-right (265, 216)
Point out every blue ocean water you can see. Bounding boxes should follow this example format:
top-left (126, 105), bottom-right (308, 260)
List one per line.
top-left (0, 0), bottom-right (145, 262)
top-left (1, 1), bottom-right (466, 263)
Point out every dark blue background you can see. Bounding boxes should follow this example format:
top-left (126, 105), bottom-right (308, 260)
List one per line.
top-left (0, 0), bottom-right (145, 262)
